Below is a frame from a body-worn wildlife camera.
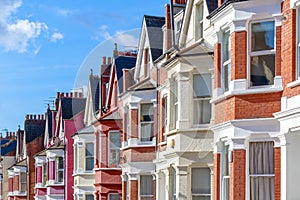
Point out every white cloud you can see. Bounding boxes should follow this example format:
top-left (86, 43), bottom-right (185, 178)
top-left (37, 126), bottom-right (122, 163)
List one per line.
top-left (56, 8), bottom-right (77, 17)
top-left (0, 0), bottom-right (49, 53)
top-left (51, 32), bottom-right (64, 43)
top-left (93, 26), bottom-right (138, 48)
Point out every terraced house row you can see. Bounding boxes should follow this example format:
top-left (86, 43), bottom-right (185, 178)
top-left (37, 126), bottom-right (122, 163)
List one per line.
top-left (1, 0), bottom-right (300, 199)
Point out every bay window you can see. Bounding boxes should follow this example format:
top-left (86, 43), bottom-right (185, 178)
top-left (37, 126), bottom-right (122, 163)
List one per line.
top-left (109, 131), bottom-right (120, 165)
top-left (140, 175), bottom-right (153, 200)
top-left (249, 141), bottom-right (274, 200)
top-left (250, 20), bottom-right (275, 86)
top-left (222, 30), bottom-right (231, 91)
top-left (56, 157), bottom-right (64, 183)
top-left (191, 168), bottom-right (211, 200)
top-left (85, 143), bottom-right (94, 171)
top-left (140, 104), bottom-right (154, 142)
top-left (193, 74), bottom-right (211, 124)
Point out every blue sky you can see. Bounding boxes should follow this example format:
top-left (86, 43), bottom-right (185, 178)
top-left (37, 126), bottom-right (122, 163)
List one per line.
top-left (0, 0), bottom-right (168, 133)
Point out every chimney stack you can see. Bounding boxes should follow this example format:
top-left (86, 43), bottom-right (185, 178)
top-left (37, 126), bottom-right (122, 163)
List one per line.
top-left (102, 56), bottom-right (107, 65)
top-left (165, 4), bottom-right (172, 52)
top-left (173, 0), bottom-right (187, 4)
top-left (113, 43), bottom-right (119, 58)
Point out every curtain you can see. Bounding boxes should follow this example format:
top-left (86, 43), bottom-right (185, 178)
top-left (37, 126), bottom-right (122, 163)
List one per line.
top-left (249, 141), bottom-right (274, 200)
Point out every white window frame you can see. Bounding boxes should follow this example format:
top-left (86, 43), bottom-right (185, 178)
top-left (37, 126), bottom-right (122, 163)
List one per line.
top-left (195, 2), bottom-right (204, 40)
top-left (297, 8), bottom-right (300, 80)
top-left (193, 73), bottom-right (212, 125)
top-left (191, 167), bottom-right (211, 200)
top-left (139, 103), bottom-right (154, 142)
top-left (55, 156), bottom-right (64, 183)
top-left (124, 106), bottom-right (130, 142)
top-left (175, 18), bottom-right (183, 43)
top-left (248, 19), bottom-right (276, 87)
top-left (19, 172), bottom-right (26, 193)
top-left (139, 175), bottom-right (154, 200)
top-left (222, 30), bottom-right (231, 92)
top-left (74, 143), bottom-right (78, 172)
top-left (85, 142), bottom-right (94, 171)
top-left (220, 142), bottom-right (230, 200)
top-left (108, 131), bottom-right (120, 166)
top-left (173, 80), bottom-right (178, 129)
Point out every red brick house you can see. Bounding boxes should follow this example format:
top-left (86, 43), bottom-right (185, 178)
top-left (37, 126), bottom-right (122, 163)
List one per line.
top-left (8, 114), bottom-right (45, 200)
top-left (94, 47), bottom-right (137, 200)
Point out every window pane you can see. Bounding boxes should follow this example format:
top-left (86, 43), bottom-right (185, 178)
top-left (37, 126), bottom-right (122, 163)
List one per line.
top-left (193, 74), bottom-right (212, 97)
top-left (86, 194), bottom-right (94, 200)
top-left (141, 104), bottom-right (154, 121)
top-left (250, 55), bottom-right (275, 86)
top-left (224, 63), bottom-right (231, 91)
top-left (223, 31), bottom-right (230, 61)
top-left (86, 157), bottom-right (94, 171)
top-left (110, 132), bottom-right (121, 149)
top-left (141, 123), bottom-right (154, 141)
top-left (192, 197), bottom-right (210, 200)
top-left (191, 168), bottom-right (211, 195)
top-left (57, 171), bottom-right (63, 182)
top-left (86, 143), bottom-right (94, 157)
top-left (109, 194), bottom-right (120, 200)
top-left (57, 157), bottom-right (63, 169)
top-left (193, 99), bottom-right (211, 124)
top-left (140, 175), bottom-right (153, 195)
top-left (251, 21), bottom-right (275, 51)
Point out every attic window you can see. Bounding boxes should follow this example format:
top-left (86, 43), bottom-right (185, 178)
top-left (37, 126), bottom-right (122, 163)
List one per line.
top-left (195, 2), bottom-right (204, 40)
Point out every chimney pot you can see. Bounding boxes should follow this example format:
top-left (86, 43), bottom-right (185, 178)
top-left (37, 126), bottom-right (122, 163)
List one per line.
top-left (66, 92), bottom-right (69, 97)
top-left (34, 115), bottom-right (36, 120)
top-left (70, 92), bottom-right (73, 98)
top-left (38, 115), bottom-right (40, 120)
top-left (102, 56), bottom-right (107, 65)
top-left (30, 114), bottom-right (33, 120)
top-left (74, 92), bottom-right (78, 97)
top-left (26, 115), bottom-right (29, 120)
top-left (108, 57), bottom-right (111, 64)
top-left (57, 92), bottom-right (60, 98)
top-left (61, 92), bottom-right (64, 97)
top-left (79, 92), bottom-right (83, 98)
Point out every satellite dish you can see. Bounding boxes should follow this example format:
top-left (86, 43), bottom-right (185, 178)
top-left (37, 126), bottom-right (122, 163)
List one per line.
top-left (54, 137), bottom-right (61, 147)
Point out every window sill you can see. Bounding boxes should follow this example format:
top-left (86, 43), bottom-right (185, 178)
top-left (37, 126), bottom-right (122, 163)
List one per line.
top-left (287, 79), bottom-right (300, 88)
top-left (212, 78), bottom-right (283, 104)
top-left (121, 138), bottom-right (156, 150)
top-left (158, 141), bottom-right (167, 146)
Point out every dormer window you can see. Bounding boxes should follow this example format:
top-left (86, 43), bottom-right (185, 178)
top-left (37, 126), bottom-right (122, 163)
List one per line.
top-left (175, 19), bottom-right (183, 43)
top-left (195, 2), bottom-right (204, 40)
top-left (249, 20), bottom-right (275, 87)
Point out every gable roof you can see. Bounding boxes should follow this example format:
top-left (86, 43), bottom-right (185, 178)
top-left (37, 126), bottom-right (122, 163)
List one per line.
top-left (144, 15), bottom-right (165, 61)
top-left (115, 56), bottom-right (137, 94)
top-left (61, 97), bottom-right (86, 120)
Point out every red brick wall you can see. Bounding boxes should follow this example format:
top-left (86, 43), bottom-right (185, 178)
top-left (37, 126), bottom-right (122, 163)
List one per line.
top-left (122, 181), bottom-right (126, 200)
top-left (215, 93), bottom-right (281, 124)
top-left (214, 43), bottom-right (221, 89)
top-left (274, 147), bottom-right (281, 200)
top-left (281, 0), bottom-right (300, 97)
top-left (214, 153), bottom-right (220, 200)
top-left (231, 31), bottom-right (247, 80)
top-left (276, 26), bottom-right (282, 76)
top-left (230, 150), bottom-right (246, 200)
top-left (129, 180), bottom-right (138, 200)
top-left (122, 147), bottom-right (155, 163)
top-left (130, 109), bottom-right (138, 139)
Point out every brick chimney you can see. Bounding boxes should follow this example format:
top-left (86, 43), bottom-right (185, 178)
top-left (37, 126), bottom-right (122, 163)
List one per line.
top-left (218, 0), bottom-right (224, 7)
top-left (165, 4), bottom-right (172, 52)
top-left (173, 0), bottom-right (187, 4)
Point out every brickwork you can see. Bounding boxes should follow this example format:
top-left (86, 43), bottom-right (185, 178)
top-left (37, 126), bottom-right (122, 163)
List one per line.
top-left (129, 180), bottom-right (138, 200)
top-left (214, 153), bottom-right (220, 200)
top-left (122, 181), bottom-right (126, 200)
top-left (130, 109), bottom-right (138, 139)
top-left (274, 147), bottom-right (281, 200)
top-left (214, 43), bottom-right (221, 89)
top-left (215, 93), bottom-right (281, 124)
top-left (230, 150), bottom-right (246, 200)
top-left (231, 31), bottom-right (247, 80)
top-left (122, 147), bottom-right (155, 163)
